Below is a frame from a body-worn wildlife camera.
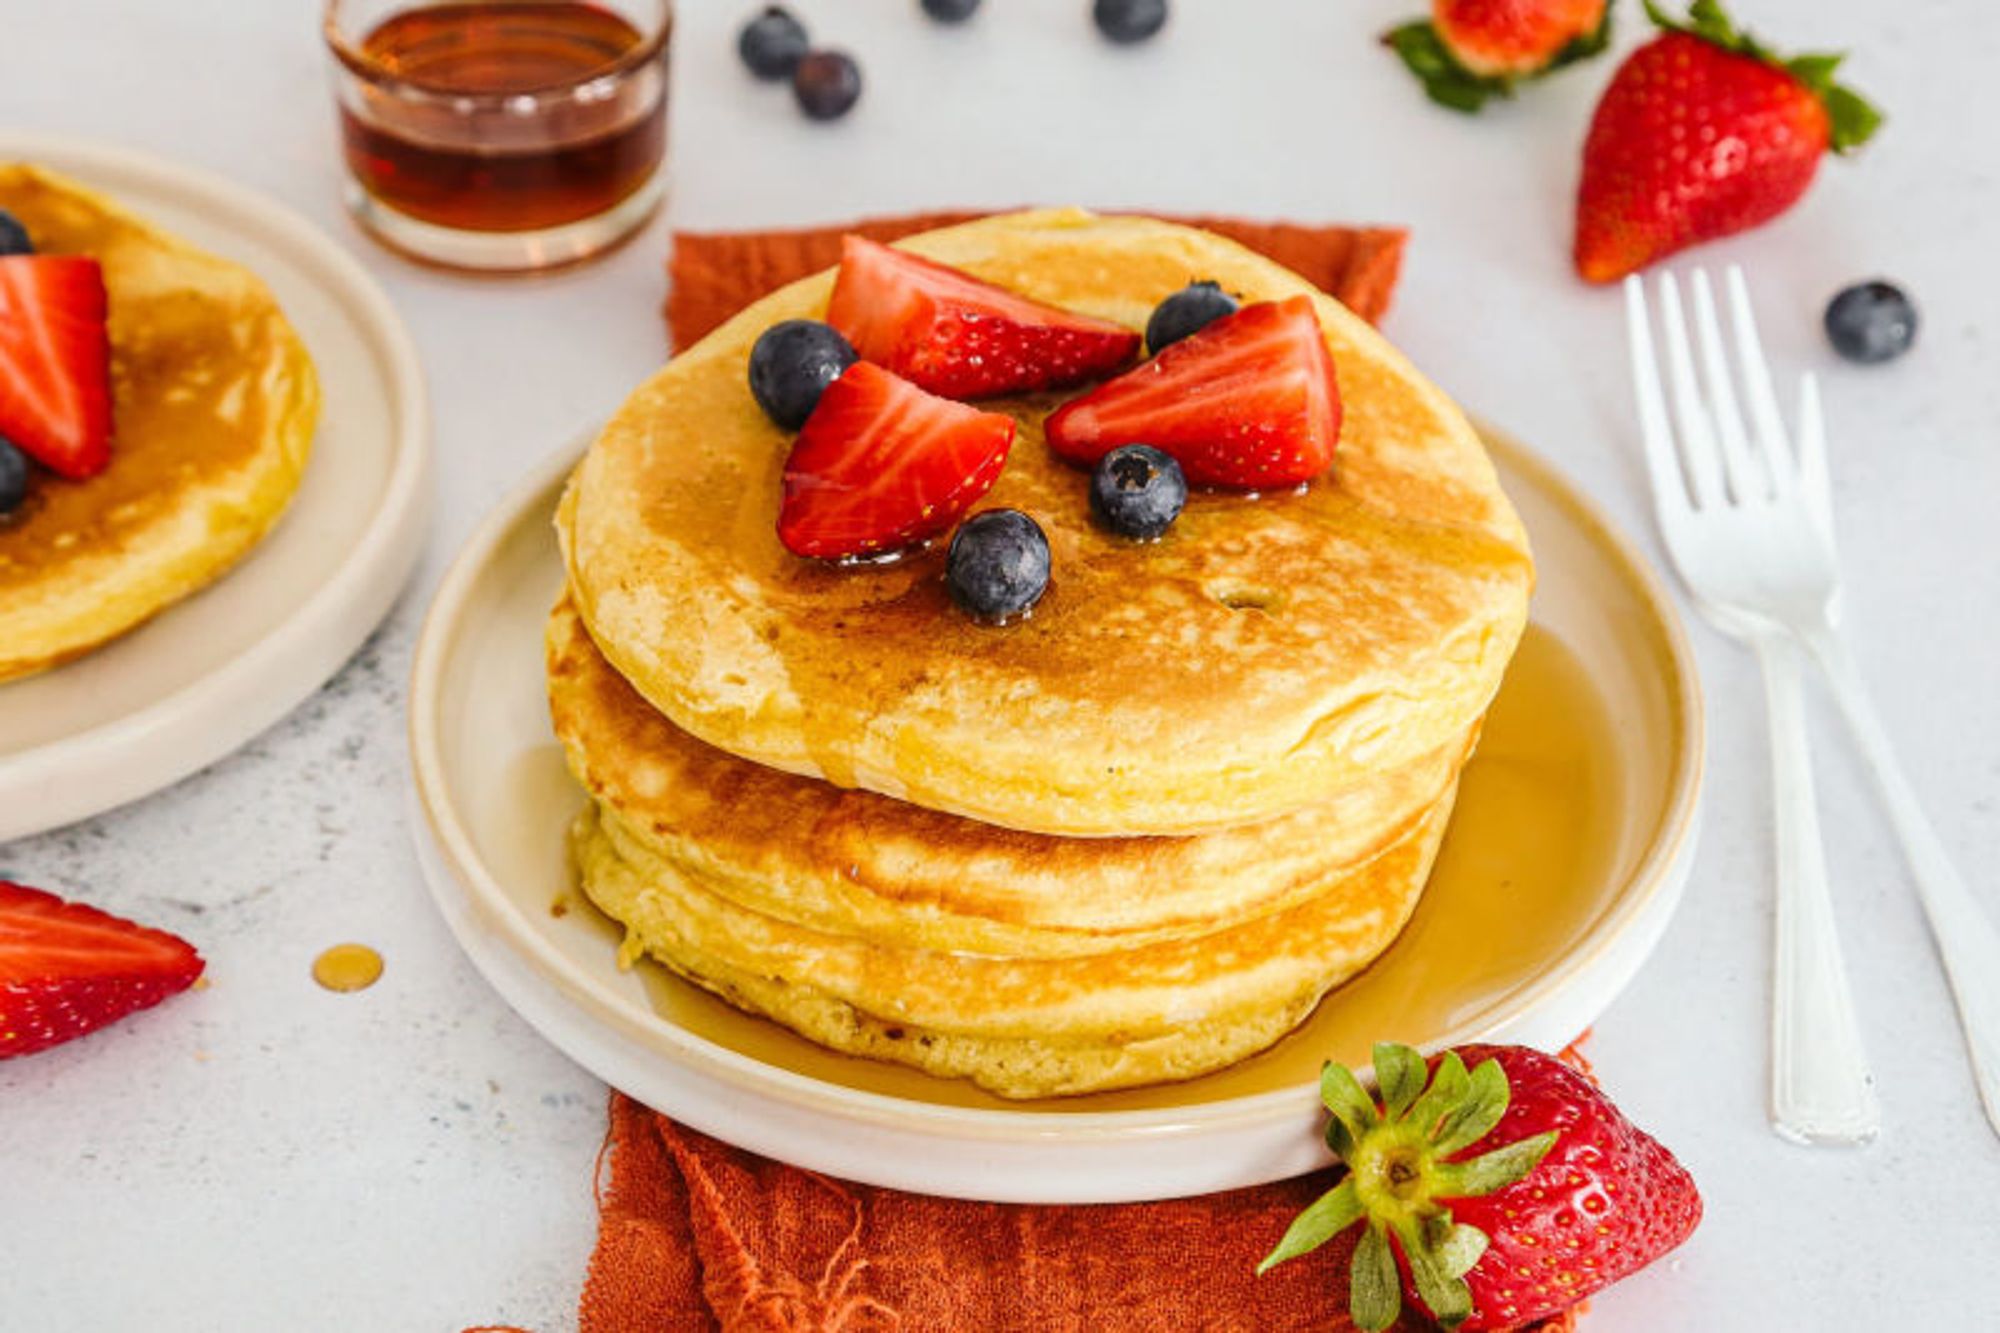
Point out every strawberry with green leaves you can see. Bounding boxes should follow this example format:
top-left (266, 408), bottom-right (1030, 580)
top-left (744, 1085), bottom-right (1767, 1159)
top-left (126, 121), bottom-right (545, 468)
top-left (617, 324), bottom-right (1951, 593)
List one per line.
top-left (1574, 0), bottom-right (1882, 283)
top-left (1261, 1042), bottom-right (1700, 1331)
top-left (1386, 0), bottom-right (1611, 113)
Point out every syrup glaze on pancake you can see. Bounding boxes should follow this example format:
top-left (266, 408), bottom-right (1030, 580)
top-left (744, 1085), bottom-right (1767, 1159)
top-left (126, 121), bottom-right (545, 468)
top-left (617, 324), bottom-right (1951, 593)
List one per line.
top-left (549, 594), bottom-right (1473, 958)
top-left (572, 789), bottom-right (1454, 1099)
top-left (562, 210), bottom-right (1532, 836)
top-left (0, 164), bottom-right (318, 682)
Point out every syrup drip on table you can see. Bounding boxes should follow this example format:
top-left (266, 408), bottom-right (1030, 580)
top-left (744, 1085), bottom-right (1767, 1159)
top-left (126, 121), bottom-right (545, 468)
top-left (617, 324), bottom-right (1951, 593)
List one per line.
top-left (312, 943), bottom-right (385, 992)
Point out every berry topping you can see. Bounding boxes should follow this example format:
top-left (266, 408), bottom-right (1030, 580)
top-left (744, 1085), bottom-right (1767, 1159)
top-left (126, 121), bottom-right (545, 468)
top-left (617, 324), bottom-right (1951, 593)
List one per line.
top-left (920, 0), bottom-right (982, 22)
top-left (738, 6), bottom-right (809, 80)
top-left (1045, 295), bottom-right (1341, 490)
top-left (779, 361), bottom-right (1015, 560)
top-left (0, 881), bottom-right (206, 1060)
top-left (0, 438), bottom-right (27, 517)
top-left (1386, 0), bottom-right (1610, 113)
top-left (749, 319), bottom-right (858, 430)
top-left (0, 255), bottom-right (113, 480)
top-left (1574, 0), bottom-right (1882, 283)
top-left (946, 509), bottom-right (1050, 623)
top-left (793, 49), bottom-right (864, 120)
top-left (0, 210), bottom-right (33, 257)
top-left (1093, 0), bottom-right (1168, 44)
top-left (827, 235), bottom-right (1139, 399)
top-left (1261, 1042), bottom-right (1701, 1332)
top-left (1090, 444), bottom-right (1186, 540)
top-left (1824, 280), bottom-right (1917, 364)
top-left (1145, 280), bottom-right (1239, 354)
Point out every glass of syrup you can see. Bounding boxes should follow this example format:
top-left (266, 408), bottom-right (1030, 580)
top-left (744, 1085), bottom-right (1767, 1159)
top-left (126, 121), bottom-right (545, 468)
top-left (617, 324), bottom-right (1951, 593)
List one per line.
top-left (324, 0), bottom-right (670, 272)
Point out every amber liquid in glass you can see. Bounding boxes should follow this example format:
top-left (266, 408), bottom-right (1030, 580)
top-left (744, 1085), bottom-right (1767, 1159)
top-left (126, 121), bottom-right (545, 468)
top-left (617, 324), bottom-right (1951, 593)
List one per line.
top-left (338, 2), bottom-right (666, 233)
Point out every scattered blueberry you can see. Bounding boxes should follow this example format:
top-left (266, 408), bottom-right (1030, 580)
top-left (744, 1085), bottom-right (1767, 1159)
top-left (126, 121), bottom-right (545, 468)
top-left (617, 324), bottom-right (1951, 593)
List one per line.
top-left (793, 49), bottom-right (864, 120)
top-left (749, 320), bottom-right (858, 430)
top-left (738, 6), bottom-right (810, 81)
top-left (920, 0), bottom-right (982, 21)
top-left (1824, 281), bottom-right (1917, 365)
top-left (1090, 445), bottom-right (1187, 540)
top-left (0, 210), bottom-right (32, 257)
top-left (1093, 0), bottom-right (1168, 44)
top-left (1145, 280), bottom-right (1237, 354)
top-left (0, 438), bottom-right (28, 517)
top-left (947, 510), bottom-right (1050, 623)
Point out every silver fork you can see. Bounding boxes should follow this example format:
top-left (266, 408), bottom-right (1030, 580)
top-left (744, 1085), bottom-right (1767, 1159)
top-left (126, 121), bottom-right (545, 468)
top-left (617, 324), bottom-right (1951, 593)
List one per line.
top-left (1626, 268), bottom-right (1876, 1145)
top-left (1627, 268), bottom-right (2000, 1145)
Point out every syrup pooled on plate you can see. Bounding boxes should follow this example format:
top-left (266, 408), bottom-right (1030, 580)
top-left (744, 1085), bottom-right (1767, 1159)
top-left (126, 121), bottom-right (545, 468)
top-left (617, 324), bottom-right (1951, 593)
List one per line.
top-left (336, 2), bottom-right (668, 233)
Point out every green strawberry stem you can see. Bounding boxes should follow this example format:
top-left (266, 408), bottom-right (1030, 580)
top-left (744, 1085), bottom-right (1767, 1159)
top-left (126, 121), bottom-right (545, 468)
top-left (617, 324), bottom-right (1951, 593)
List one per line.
top-left (1384, 8), bottom-right (1612, 115)
top-left (1258, 1042), bottom-right (1558, 1331)
top-left (1642, 0), bottom-right (1882, 151)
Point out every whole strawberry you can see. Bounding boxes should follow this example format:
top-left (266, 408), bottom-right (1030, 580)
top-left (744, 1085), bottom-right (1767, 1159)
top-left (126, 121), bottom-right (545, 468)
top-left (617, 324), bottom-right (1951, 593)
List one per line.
top-left (1260, 1041), bottom-right (1700, 1331)
top-left (1386, 0), bottom-right (1611, 113)
top-left (1574, 0), bottom-right (1881, 283)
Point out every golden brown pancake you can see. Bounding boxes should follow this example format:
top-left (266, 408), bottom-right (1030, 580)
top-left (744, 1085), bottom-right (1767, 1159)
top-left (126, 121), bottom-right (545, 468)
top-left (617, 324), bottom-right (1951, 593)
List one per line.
top-left (572, 788), bottom-right (1455, 1099)
top-left (549, 593), bottom-right (1473, 958)
top-left (561, 210), bottom-right (1531, 836)
top-left (0, 164), bottom-right (319, 683)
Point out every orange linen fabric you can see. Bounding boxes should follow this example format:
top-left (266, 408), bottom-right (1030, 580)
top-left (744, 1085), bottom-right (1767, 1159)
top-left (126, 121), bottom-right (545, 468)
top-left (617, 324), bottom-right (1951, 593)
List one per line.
top-left (665, 211), bottom-right (1408, 348)
top-left (555, 214), bottom-right (1579, 1333)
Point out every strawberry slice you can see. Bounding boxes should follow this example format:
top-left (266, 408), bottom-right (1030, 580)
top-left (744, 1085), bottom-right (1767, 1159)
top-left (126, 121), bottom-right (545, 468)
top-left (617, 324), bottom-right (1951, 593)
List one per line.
top-left (826, 235), bottom-right (1139, 399)
top-left (779, 361), bottom-right (1015, 560)
top-left (0, 881), bottom-right (204, 1059)
top-left (0, 255), bottom-right (113, 480)
top-left (1044, 294), bottom-right (1341, 489)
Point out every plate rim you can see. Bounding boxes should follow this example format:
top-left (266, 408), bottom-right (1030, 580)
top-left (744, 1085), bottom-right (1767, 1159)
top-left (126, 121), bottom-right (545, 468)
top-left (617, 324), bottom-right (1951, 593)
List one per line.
top-left (408, 418), bottom-right (1704, 1141)
top-left (0, 131), bottom-right (433, 840)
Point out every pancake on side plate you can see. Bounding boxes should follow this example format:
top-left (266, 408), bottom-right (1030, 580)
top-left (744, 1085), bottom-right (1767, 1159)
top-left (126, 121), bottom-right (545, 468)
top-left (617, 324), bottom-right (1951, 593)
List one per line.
top-left (0, 164), bottom-right (319, 683)
top-left (549, 594), bottom-right (1473, 960)
top-left (561, 209), bottom-right (1531, 837)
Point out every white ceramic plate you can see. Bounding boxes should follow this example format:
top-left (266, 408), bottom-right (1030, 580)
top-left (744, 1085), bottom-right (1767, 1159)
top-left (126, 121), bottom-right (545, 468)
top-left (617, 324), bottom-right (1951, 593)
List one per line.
top-left (0, 134), bottom-right (430, 842)
top-left (409, 426), bottom-right (1701, 1203)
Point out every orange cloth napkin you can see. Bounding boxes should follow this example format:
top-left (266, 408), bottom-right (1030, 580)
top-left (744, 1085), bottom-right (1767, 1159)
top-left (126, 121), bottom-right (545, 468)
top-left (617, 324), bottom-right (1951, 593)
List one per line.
top-left (665, 210), bottom-right (1408, 348)
top-left (550, 213), bottom-right (1576, 1333)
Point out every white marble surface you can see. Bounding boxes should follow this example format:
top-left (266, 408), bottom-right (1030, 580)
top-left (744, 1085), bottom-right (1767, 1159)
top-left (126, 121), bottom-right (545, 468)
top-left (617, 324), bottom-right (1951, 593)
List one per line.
top-left (3, 1), bottom-right (1997, 1328)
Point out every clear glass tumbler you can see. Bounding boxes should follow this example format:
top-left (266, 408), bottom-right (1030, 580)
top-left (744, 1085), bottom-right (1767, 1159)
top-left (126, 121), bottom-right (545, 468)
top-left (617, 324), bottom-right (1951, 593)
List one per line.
top-left (324, 0), bottom-right (671, 272)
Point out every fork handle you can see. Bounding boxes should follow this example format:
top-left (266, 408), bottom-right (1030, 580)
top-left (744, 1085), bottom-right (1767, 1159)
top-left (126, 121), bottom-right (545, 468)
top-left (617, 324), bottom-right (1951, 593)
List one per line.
top-left (1752, 632), bottom-right (1880, 1145)
top-left (1804, 628), bottom-right (2000, 1141)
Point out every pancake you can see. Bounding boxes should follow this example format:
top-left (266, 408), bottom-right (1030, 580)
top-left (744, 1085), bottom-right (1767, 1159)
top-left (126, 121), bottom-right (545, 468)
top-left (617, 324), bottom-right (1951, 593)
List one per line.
top-left (0, 164), bottom-right (319, 683)
top-left (549, 593), bottom-right (1473, 959)
top-left (561, 209), bottom-right (1531, 836)
top-left (572, 787), bottom-right (1455, 1099)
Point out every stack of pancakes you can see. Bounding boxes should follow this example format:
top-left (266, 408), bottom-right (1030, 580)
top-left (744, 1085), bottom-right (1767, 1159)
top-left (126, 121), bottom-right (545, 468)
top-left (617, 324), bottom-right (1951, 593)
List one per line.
top-left (552, 211), bottom-right (1532, 1099)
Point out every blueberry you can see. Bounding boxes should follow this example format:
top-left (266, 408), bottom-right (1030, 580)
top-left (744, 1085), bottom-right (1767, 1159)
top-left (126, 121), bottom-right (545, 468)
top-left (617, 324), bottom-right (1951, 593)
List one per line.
top-left (1090, 445), bottom-right (1186, 540)
top-left (1093, 0), bottom-right (1168, 44)
top-left (0, 438), bottom-right (28, 516)
top-left (921, 0), bottom-right (982, 21)
top-left (0, 210), bottom-right (32, 257)
top-left (749, 320), bottom-right (857, 430)
top-left (1145, 280), bottom-right (1236, 354)
top-left (738, 6), bottom-right (809, 81)
top-left (1825, 281), bottom-right (1917, 364)
top-left (792, 50), bottom-right (863, 120)
top-left (947, 510), bottom-right (1050, 623)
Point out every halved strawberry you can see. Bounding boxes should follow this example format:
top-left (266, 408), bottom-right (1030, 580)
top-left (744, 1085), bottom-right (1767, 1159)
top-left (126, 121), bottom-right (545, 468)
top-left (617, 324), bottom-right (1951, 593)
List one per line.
top-left (1044, 295), bottom-right (1341, 489)
top-left (0, 881), bottom-right (204, 1059)
top-left (778, 361), bottom-right (1016, 560)
top-left (826, 235), bottom-right (1140, 399)
top-left (0, 255), bottom-right (113, 480)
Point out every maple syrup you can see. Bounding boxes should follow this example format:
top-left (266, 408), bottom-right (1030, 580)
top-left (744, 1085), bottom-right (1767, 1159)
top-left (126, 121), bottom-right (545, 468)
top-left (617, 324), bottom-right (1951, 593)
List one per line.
top-left (313, 942), bottom-right (386, 992)
top-left (328, 0), bottom-right (669, 266)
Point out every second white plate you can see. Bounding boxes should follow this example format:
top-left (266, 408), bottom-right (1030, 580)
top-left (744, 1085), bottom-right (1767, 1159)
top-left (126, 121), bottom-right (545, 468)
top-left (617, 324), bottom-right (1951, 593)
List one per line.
top-left (0, 134), bottom-right (430, 842)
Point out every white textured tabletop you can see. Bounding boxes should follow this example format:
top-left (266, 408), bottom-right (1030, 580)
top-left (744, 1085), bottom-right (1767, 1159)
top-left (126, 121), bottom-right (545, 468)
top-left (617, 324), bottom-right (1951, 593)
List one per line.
top-left (3, 1), bottom-right (1996, 1329)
